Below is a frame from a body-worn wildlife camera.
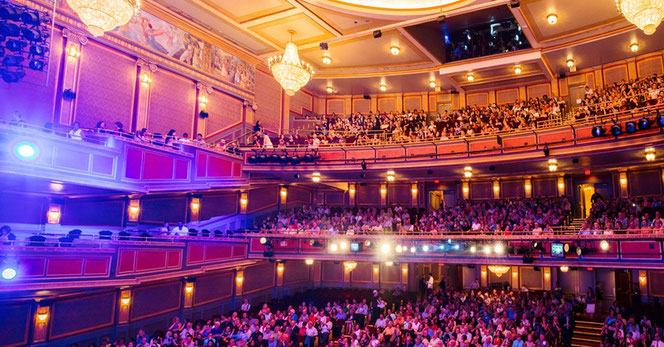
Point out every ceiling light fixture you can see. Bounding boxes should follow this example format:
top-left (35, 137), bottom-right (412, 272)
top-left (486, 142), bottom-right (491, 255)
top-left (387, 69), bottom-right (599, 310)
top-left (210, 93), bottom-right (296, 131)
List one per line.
top-left (386, 170), bottom-right (395, 182)
top-left (547, 13), bottom-right (558, 24)
top-left (379, 84), bottom-right (387, 92)
top-left (616, 0), bottom-right (664, 35)
top-left (566, 58), bottom-right (575, 68)
top-left (268, 30), bottom-right (314, 96)
top-left (630, 42), bottom-right (639, 52)
top-left (322, 56), bottom-right (332, 65)
top-left (466, 73), bottom-right (475, 82)
top-left (390, 46), bottom-right (400, 55)
top-left (463, 166), bottom-right (473, 178)
top-left (312, 172), bottom-right (321, 183)
top-left (66, 0), bottom-right (140, 37)
top-left (548, 158), bottom-right (558, 172)
top-left (645, 147), bottom-right (656, 161)
top-left (513, 65), bottom-right (522, 74)
top-left (429, 80), bottom-right (437, 88)
top-left (326, 86), bottom-right (334, 93)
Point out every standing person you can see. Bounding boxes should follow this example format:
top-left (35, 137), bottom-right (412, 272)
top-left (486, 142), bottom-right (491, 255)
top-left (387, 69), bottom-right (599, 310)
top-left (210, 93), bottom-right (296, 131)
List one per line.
top-left (586, 286), bottom-right (596, 318)
top-left (427, 272), bottom-right (434, 297)
top-left (370, 290), bottom-right (382, 324)
top-left (418, 275), bottom-right (427, 300)
top-left (438, 275), bottom-right (446, 294)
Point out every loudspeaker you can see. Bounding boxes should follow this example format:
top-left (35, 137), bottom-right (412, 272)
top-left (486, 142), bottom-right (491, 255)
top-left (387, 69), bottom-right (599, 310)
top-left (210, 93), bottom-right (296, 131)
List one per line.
top-left (363, 94), bottom-right (370, 99)
top-left (572, 158), bottom-right (579, 164)
top-left (543, 145), bottom-right (550, 156)
top-left (199, 110), bottom-right (209, 118)
top-left (437, 15), bottom-right (446, 24)
top-left (450, 90), bottom-right (459, 94)
top-left (63, 89), bottom-right (76, 100)
top-left (373, 30), bottom-right (382, 38)
top-left (510, 0), bottom-right (520, 8)
top-left (319, 42), bottom-right (328, 50)
top-left (427, 169), bottom-right (433, 175)
top-left (559, 73), bottom-right (566, 78)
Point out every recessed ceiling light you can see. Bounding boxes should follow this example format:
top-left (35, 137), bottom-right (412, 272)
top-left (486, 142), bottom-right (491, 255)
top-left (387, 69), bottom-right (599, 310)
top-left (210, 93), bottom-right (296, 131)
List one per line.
top-left (429, 80), bottom-right (436, 88)
top-left (379, 84), bottom-right (387, 92)
top-left (326, 86), bottom-right (334, 93)
top-left (514, 65), bottom-right (522, 74)
top-left (547, 13), bottom-right (558, 24)
top-left (390, 46), bottom-right (400, 55)
top-left (322, 56), bottom-right (332, 64)
top-left (630, 42), bottom-right (639, 52)
top-left (566, 58), bottom-right (574, 68)
top-left (466, 73), bottom-right (475, 82)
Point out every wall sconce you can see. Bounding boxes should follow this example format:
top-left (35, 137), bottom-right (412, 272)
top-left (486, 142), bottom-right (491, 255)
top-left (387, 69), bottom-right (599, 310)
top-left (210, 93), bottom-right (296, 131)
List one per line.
top-left (65, 44), bottom-right (80, 62)
top-left (380, 187), bottom-right (387, 196)
top-left (544, 272), bottom-right (550, 279)
top-left (185, 282), bottom-right (194, 294)
top-left (411, 184), bottom-right (418, 195)
top-left (493, 183), bottom-right (500, 192)
top-left (236, 275), bottom-right (244, 283)
top-left (36, 309), bottom-right (49, 325)
top-left (190, 198), bottom-right (200, 213)
top-left (645, 147), bottom-right (656, 161)
top-left (620, 177), bottom-right (627, 185)
top-left (139, 72), bottom-right (152, 88)
top-left (312, 172), bottom-right (321, 183)
top-left (385, 261), bottom-right (393, 266)
top-left (481, 270), bottom-right (487, 276)
top-left (198, 95), bottom-right (209, 109)
top-left (386, 170), bottom-right (395, 182)
top-left (280, 187), bottom-right (287, 203)
top-left (373, 265), bottom-right (379, 273)
top-left (512, 270), bottom-right (518, 278)
top-left (305, 259), bottom-right (314, 265)
top-left (548, 158), bottom-right (558, 172)
top-left (47, 204), bottom-right (61, 224)
top-left (639, 274), bottom-right (647, 285)
top-left (120, 297), bottom-right (131, 306)
top-left (240, 192), bottom-right (248, 213)
top-left (240, 198), bottom-right (248, 206)
top-left (463, 166), bottom-right (473, 178)
top-left (348, 184), bottom-right (356, 200)
top-left (524, 183), bottom-right (532, 191)
top-left (402, 267), bottom-right (408, 274)
top-left (128, 200), bottom-right (140, 222)
top-left (277, 263), bottom-right (284, 273)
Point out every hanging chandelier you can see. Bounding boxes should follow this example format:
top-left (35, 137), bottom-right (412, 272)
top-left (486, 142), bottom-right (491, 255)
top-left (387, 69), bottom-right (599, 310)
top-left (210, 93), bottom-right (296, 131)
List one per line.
top-left (343, 261), bottom-right (358, 272)
top-left (616, 0), bottom-right (664, 35)
top-left (487, 265), bottom-right (511, 277)
top-left (66, 0), bottom-right (140, 37)
top-left (268, 30), bottom-right (314, 96)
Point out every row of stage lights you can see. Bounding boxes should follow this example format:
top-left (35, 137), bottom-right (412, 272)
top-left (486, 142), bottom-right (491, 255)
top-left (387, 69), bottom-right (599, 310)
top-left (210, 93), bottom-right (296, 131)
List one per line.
top-left (0, 0), bottom-right (52, 83)
top-left (592, 114), bottom-right (658, 138)
top-left (260, 237), bottom-right (611, 259)
top-left (247, 151), bottom-right (321, 165)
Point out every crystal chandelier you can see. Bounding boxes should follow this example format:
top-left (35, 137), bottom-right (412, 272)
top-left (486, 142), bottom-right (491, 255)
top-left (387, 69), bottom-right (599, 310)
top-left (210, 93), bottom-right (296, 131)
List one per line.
top-left (268, 30), bottom-right (314, 96)
top-left (487, 265), bottom-right (511, 277)
top-left (616, 0), bottom-right (664, 35)
top-left (66, 0), bottom-right (141, 37)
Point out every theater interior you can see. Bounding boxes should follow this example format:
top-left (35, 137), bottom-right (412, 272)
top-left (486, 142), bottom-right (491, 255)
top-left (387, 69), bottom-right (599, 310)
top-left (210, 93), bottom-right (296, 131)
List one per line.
top-left (3, 0), bottom-right (664, 346)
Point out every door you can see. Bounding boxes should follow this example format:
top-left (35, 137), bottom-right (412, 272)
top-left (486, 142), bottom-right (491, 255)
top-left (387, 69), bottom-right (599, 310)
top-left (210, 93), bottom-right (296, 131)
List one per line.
top-left (614, 270), bottom-right (632, 306)
top-left (568, 84), bottom-right (587, 107)
top-left (577, 184), bottom-right (595, 218)
top-left (429, 190), bottom-right (443, 210)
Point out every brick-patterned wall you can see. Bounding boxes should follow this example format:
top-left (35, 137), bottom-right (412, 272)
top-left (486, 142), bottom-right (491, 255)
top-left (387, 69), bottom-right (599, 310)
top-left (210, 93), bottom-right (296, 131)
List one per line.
top-left (254, 70), bottom-right (282, 132)
top-left (76, 41), bottom-right (135, 129)
top-left (290, 90), bottom-right (312, 115)
top-left (148, 69), bottom-right (196, 135)
top-left (205, 89), bottom-right (243, 136)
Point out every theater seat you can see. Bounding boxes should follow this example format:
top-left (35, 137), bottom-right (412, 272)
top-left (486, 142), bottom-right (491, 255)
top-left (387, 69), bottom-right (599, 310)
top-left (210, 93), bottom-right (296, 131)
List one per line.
top-left (28, 235), bottom-right (47, 247)
top-left (68, 229), bottom-right (82, 239)
top-left (118, 231), bottom-right (130, 241)
top-left (98, 230), bottom-right (113, 240)
top-left (58, 237), bottom-right (74, 247)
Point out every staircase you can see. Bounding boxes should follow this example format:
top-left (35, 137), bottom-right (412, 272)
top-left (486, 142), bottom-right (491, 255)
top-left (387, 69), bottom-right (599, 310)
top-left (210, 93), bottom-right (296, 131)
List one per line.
top-left (564, 218), bottom-right (586, 234)
top-left (572, 320), bottom-right (603, 347)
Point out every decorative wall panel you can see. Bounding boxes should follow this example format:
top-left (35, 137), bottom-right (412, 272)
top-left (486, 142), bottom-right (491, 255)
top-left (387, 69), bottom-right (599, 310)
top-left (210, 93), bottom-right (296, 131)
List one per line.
top-left (603, 65), bottom-right (628, 85)
top-left (501, 180), bottom-right (525, 198)
top-left (637, 56), bottom-right (664, 78)
top-left (327, 99), bottom-right (344, 114)
top-left (50, 292), bottom-right (116, 339)
top-left (284, 261), bottom-right (310, 284)
top-left (403, 96), bottom-right (421, 111)
top-left (533, 178), bottom-right (556, 197)
top-left (76, 41), bottom-right (135, 129)
top-left (148, 69), bottom-right (196, 136)
top-left (350, 262), bottom-right (372, 283)
top-left (200, 193), bottom-right (238, 220)
top-left (139, 196), bottom-right (188, 224)
top-left (247, 186), bottom-right (279, 212)
top-left (243, 262), bottom-right (275, 293)
top-left (290, 90), bottom-right (313, 115)
top-left (205, 89), bottom-right (243, 136)
top-left (630, 169), bottom-right (662, 196)
top-left (496, 89), bottom-right (518, 104)
top-left (0, 303), bottom-right (31, 347)
top-left (378, 98), bottom-right (396, 112)
top-left (352, 98), bottom-right (371, 114)
top-left (322, 261), bottom-right (343, 282)
top-left (131, 281), bottom-right (182, 321)
top-left (357, 184), bottom-right (380, 205)
top-left (466, 93), bottom-right (488, 106)
top-left (62, 198), bottom-right (125, 226)
top-left (470, 181), bottom-right (492, 200)
top-left (255, 70), bottom-right (282, 131)
top-left (193, 272), bottom-right (233, 306)
top-left (526, 83), bottom-right (550, 98)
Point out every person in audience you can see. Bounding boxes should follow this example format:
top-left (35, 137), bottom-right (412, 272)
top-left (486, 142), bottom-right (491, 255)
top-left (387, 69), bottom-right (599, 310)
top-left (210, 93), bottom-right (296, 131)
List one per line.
top-left (159, 222), bottom-right (170, 235)
top-left (0, 225), bottom-right (15, 245)
top-left (194, 133), bottom-right (206, 146)
top-left (68, 121), bottom-right (83, 140)
top-left (165, 129), bottom-right (177, 145)
top-left (95, 121), bottom-right (107, 133)
top-left (180, 132), bottom-right (192, 143)
top-left (114, 121), bottom-right (126, 136)
top-left (173, 222), bottom-right (189, 236)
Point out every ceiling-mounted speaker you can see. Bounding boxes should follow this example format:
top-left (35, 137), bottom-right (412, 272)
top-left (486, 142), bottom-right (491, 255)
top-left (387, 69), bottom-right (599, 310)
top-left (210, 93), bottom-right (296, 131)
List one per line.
top-left (572, 158), bottom-right (579, 164)
top-left (199, 110), bottom-right (209, 119)
top-left (437, 15), bottom-right (446, 24)
top-left (373, 30), bottom-right (382, 38)
top-left (559, 73), bottom-right (566, 78)
top-left (489, 165), bottom-right (495, 171)
top-left (450, 90), bottom-right (459, 94)
top-left (363, 94), bottom-right (370, 99)
top-left (319, 42), bottom-right (328, 50)
top-left (510, 0), bottom-right (520, 8)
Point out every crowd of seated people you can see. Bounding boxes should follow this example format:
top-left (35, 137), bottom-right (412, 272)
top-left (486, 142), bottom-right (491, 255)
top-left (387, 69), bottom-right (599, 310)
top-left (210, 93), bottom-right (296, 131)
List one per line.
top-left (579, 195), bottom-right (664, 235)
top-left (574, 74), bottom-right (664, 121)
top-left (599, 302), bottom-right (664, 347)
top-left (258, 197), bottom-right (572, 235)
top-left (97, 285), bottom-right (585, 347)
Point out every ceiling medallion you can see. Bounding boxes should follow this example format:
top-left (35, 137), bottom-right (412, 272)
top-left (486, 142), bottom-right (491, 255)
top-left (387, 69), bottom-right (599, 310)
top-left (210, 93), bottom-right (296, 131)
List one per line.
top-left (66, 0), bottom-right (140, 37)
top-left (268, 30), bottom-right (314, 96)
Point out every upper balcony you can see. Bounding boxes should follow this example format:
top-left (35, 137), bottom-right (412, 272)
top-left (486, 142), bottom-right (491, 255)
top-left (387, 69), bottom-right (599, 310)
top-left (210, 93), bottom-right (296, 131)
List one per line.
top-left (0, 123), bottom-right (246, 193)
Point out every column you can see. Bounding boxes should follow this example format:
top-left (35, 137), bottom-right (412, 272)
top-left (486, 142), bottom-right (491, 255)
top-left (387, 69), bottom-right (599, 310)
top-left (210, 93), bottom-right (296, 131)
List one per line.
top-left (57, 28), bottom-right (87, 126)
top-left (118, 289), bottom-right (131, 324)
top-left (134, 59), bottom-right (157, 132)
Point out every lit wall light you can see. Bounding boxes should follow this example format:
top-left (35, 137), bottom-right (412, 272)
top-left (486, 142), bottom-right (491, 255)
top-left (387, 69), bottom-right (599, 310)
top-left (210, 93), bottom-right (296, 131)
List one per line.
top-left (547, 13), bottom-right (558, 24)
top-left (512, 270), bottom-right (518, 278)
top-left (305, 259), bottom-right (314, 265)
top-left (277, 263), bottom-right (284, 272)
top-left (639, 274), bottom-right (647, 284)
top-left (373, 264), bottom-right (379, 273)
top-left (645, 147), bottom-right (656, 161)
top-left (429, 80), bottom-right (436, 88)
top-left (379, 84), bottom-right (387, 92)
top-left (128, 200), bottom-right (140, 222)
top-left (548, 158), bottom-right (558, 172)
top-left (185, 282), bottom-right (194, 294)
top-left (463, 166), bottom-right (473, 178)
top-left (600, 240), bottom-right (610, 251)
top-left (322, 56), bottom-right (332, 65)
top-left (380, 187), bottom-right (387, 196)
top-left (312, 172), bottom-right (321, 183)
top-left (339, 240), bottom-right (349, 251)
top-left (139, 72), bottom-right (152, 88)
top-left (560, 266), bottom-right (569, 273)
top-left (380, 243), bottom-right (391, 255)
top-left (390, 46), bottom-right (400, 55)
top-left (47, 205), bottom-right (61, 224)
top-left (190, 198), bottom-right (200, 213)
top-left (493, 243), bottom-right (504, 254)
top-left (411, 186), bottom-right (418, 195)
top-left (525, 183), bottom-right (532, 191)
top-left (386, 170), bottom-right (395, 182)
top-left (329, 242), bottom-right (339, 252)
top-left (280, 187), bottom-right (288, 199)
top-left (198, 95), bottom-right (209, 109)
top-left (466, 73), bottom-right (475, 82)
top-left (493, 182), bottom-right (500, 192)
top-left (630, 42), bottom-right (639, 52)
top-left (65, 44), bottom-right (81, 62)
top-left (326, 86), bottom-right (334, 94)
top-left (385, 261), bottom-right (394, 266)
top-left (236, 275), bottom-right (244, 283)
top-left (462, 186), bottom-right (469, 193)
top-left (36, 311), bottom-right (49, 324)
top-left (121, 296), bottom-right (131, 306)
top-left (513, 65), bottom-right (522, 74)
top-left (566, 58), bottom-right (574, 68)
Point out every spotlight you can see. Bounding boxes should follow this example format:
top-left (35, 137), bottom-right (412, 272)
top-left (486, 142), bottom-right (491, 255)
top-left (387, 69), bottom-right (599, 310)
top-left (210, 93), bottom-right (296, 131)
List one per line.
top-left (463, 166), bottom-right (472, 178)
top-left (591, 125), bottom-right (606, 137)
top-left (1, 267), bottom-right (16, 280)
top-left (364, 240), bottom-right (371, 247)
top-left (21, 27), bottom-right (41, 41)
top-left (339, 240), bottom-right (349, 250)
top-left (379, 84), bottom-right (387, 92)
top-left (513, 65), bottom-right (522, 74)
top-left (638, 117), bottom-right (652, 130)
top-left (494, 243), bottom-right (505, 254)
top-left (410, 246), bottom-right (416, 253)
top-left (0, 22), bottom-right (20, 37)
top-left (0, 6), bottom-right (20, 20)
top-left (28, 59), bottom-right (44, 71)
top-left (20, 11), bottom-right (43, 25)
top-left (610, 124), bottom-right (622, 137)
top-left (600, 240), bottom-right (610, 251)
top-left (260, 237), bottom-right (267, 244)
top-left (380, 243), bottom-right (391, 255)
top-left (466, 73), bottom-right (475, 82)
top-left (422, 245), bottom-right (430, 252)
top-left (625, 121), bottom-right (637, 134)
top-left (14, 141), bottom-right (39, 160)
top-left (1, 69), bottom-right (24, 83)
top-left (329, 243), bottom-right (339, 252)
top-left (470, 245), bottom-right (477, 253)
top-left (395, 245), bottom-right (403, 253)
top-left (2, 54), bottom-right (23, 66)
top-left (483, 245), bottom-right (491, 255)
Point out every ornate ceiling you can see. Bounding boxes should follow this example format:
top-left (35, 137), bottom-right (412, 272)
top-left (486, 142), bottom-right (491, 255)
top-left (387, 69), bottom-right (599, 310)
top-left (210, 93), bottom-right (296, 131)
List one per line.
top-left (145, 0), bottom-right (661, 95)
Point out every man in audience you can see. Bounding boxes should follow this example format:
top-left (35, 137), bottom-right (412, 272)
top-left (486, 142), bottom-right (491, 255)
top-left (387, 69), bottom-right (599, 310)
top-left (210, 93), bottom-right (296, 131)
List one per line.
top-left (173, 222), bottom-right (189, 236)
